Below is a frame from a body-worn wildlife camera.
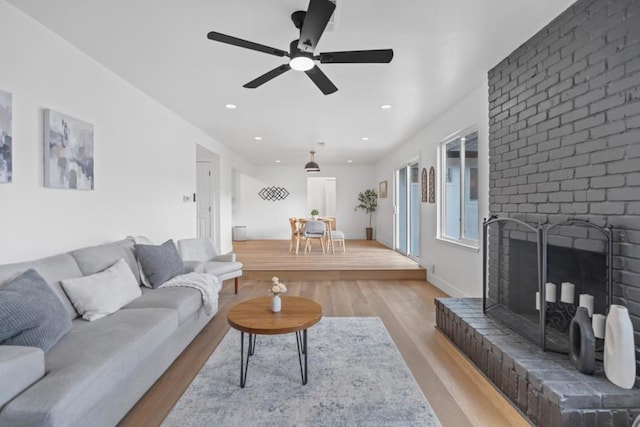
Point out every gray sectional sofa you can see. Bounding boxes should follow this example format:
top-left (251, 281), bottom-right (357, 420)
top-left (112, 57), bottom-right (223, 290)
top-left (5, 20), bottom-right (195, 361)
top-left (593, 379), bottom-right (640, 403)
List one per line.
top-left (0, 238), bottom-right (220, 427)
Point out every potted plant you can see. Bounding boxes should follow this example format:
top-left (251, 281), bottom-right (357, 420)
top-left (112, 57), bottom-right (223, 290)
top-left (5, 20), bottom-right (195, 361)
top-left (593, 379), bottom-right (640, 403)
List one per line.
top-left (354, 188), bottom-right (378, 240)
top-left (310, 209), bottom-right (319, 220)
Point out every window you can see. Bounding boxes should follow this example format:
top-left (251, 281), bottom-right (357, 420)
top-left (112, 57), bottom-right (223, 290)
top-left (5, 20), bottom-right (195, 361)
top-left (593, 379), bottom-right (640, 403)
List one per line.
top-left (439, 127), bottom-right (479, 247)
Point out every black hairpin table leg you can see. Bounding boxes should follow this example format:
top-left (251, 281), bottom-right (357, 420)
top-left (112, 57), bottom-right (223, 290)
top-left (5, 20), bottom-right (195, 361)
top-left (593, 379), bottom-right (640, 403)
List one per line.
top-left (295, 329), bottom-right (308, 385)
top-left (240, 332), bottom-right (256, 388)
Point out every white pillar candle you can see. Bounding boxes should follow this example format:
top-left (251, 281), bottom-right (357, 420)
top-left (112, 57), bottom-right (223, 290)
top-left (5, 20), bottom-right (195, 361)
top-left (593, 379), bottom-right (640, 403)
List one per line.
top-left (560, 282), bottom-right (575, 304)
top-left (545, 282), bottom-right (557, 303)
top-left (535, 292), bottom-right (540, 311)
top-left (592, 314), bottom-right (606, 339)
top-left (579, 294), bottom-right (594, 317)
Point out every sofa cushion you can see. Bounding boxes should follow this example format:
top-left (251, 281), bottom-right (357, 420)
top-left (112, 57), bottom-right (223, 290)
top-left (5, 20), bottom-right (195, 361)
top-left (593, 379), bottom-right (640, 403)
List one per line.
top-left (0, 269), bottom-right (72, 352)
top-left (60, 259), bottom-right (142, 321)
top-left (0, 346), bottom-right (45, 408)
top-left (71, 239), bottom-right (141, 285)
top-left (124, 287), bottom-right (204, 325)
top-left (134, 239), bottom-right (184, 288)
top-left (0, 253), bottom-right (82, 319)
top-left (0, 308), bottom-right (178, 426)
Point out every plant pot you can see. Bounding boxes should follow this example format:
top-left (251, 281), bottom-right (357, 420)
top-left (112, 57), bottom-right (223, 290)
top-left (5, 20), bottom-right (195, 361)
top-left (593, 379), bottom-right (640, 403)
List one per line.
top-left (312, 215), bottom-right (318, 220)
top-left (365, 227), bottom-right (373, 240)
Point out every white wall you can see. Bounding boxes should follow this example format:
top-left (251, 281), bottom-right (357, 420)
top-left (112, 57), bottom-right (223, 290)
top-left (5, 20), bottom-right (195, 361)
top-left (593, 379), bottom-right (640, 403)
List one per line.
top-left (375, 83), bottom-right (490, 297)
top-left (0, 1), bottom-right (252, 263)
top-left (233, 164), bottom-right (375, 239)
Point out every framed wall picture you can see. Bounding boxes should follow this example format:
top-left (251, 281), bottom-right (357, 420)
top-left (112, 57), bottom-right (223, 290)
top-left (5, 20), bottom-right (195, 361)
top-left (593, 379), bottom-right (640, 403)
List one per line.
top-left (44, 109), bottom-right (94, 190)
top-left (0, 89), bottom-right (12, 183)
top-left (379, 180), bottom-right (387, 198)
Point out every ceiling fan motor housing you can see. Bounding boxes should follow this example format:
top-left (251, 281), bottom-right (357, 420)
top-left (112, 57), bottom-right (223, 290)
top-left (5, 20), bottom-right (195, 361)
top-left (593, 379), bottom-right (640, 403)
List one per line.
top-left (290, 39), bottom-right (313, 61)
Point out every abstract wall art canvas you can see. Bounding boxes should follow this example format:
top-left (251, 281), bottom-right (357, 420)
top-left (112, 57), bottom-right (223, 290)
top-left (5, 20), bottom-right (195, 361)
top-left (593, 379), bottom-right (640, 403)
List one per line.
top-left (44, 109), bottom-right (94, 190)
top-left (0, 90), bottom-right (12, 183)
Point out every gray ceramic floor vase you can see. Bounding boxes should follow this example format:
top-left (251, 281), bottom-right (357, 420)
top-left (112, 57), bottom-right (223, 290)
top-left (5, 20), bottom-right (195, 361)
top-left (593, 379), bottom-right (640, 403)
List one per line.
top-left (569, 307), bottom-right (596, 374)
top-left (604, 304), bottom-right (636, 389)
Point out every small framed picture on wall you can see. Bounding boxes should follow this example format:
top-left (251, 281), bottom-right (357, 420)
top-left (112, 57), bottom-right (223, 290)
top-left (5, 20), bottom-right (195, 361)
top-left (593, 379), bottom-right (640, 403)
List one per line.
top-left (379, 180), bottom-right (387, 198)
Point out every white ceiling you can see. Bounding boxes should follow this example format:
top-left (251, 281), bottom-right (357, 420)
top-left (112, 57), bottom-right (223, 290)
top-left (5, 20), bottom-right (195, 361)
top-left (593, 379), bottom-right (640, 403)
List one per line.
top-left (8, 0), bottom-right (575, 166)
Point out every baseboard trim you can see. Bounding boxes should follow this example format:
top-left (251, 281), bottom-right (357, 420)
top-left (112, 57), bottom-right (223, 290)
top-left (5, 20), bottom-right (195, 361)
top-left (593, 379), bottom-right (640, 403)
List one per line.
top-left (427, 273), bottom-right (468, 297)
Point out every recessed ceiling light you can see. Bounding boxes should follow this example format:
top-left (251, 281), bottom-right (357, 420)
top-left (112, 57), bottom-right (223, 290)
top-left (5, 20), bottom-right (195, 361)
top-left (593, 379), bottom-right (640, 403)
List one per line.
top-left (361, 137), bottom-right (369, 141)
top-left (254, 136), bottom-right (263, 141)
top-left (275, 160), bottom-right (281, 163)
top-left (347, 160), bottom-right (353, 163)
top-left (225, 104), bottom-right (237, 109)
top-left (380, 104), bottom-right (392, 110)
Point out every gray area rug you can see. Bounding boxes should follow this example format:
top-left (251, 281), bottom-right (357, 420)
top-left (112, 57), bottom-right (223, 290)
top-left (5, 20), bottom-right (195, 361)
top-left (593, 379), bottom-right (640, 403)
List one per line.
top-left (163, 317), bottom-right (440, 427)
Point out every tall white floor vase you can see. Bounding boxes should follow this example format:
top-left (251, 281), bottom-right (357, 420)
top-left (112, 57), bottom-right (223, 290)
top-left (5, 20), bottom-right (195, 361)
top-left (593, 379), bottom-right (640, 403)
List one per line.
top-left (604, 305), bottom-right (636, 389)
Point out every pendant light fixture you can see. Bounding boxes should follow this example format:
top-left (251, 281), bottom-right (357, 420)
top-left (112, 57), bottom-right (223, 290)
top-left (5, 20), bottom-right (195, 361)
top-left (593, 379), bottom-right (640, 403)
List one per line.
top-left (304, 150), bottom-right (320, 173)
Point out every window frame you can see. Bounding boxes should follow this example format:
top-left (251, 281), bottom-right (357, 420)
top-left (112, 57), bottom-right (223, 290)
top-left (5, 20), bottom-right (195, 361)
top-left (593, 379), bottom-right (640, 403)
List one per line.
top-left (437, 125), bottom-right (479, 250)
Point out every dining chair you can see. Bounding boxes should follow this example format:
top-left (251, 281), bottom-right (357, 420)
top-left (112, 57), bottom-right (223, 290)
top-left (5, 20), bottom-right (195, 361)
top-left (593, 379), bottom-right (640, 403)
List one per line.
top-left (303, 220), bottom-right (327, 254)
top-left (288, 217), bottom-right (304, 254)
top-left (327, 216), bottom-right (346, 252)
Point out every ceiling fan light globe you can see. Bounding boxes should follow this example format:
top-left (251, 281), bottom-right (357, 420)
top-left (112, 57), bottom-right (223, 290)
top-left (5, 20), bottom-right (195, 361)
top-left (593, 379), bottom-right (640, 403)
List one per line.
top-left (290, 56), bottom-right (315, 71)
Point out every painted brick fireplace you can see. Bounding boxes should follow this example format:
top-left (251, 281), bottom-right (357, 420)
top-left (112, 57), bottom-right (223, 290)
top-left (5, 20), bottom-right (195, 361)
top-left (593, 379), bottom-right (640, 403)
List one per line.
top-left (437, 0), bottom-right (640, 424)
top-left (487, 0), bottom-right (640, 385)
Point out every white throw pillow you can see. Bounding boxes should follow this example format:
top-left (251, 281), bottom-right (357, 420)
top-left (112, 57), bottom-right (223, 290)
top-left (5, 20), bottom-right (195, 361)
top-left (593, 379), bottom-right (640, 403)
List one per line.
top-left (60, 258), bottom-right (142, 321)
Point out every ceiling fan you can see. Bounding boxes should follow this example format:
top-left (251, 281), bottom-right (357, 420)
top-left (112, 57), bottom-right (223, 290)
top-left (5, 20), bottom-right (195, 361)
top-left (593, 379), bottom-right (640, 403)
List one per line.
top-left (206, 0), bottom-right (393, 95)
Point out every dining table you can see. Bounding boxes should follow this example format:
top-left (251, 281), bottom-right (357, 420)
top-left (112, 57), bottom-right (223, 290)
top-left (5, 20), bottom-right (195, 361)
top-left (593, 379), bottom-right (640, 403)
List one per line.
top-left (296, 217), bottom-right (335, 254)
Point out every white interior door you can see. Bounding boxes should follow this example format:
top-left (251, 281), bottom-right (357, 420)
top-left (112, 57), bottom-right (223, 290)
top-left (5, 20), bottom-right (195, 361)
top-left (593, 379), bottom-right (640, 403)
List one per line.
top-left (307, 177), bottom-right (336, 217)
top-left (196, 161), bottom-right (211, 238)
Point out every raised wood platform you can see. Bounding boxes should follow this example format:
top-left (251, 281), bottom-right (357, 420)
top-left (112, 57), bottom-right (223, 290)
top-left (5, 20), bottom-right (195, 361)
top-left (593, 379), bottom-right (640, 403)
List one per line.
top-left (233, 239), bottom-right (426, 281)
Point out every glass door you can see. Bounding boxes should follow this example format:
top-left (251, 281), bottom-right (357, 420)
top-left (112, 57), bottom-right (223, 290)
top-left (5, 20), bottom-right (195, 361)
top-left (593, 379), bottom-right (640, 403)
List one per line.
top-left (396, 167), bottom-right (408, 255)
top-left (394, 161), bottom-right (420, 260)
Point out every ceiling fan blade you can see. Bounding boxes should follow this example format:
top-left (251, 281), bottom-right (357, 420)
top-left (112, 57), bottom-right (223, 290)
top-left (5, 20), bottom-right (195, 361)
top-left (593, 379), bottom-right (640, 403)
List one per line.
top-left (305, 66), bottom-right (338, 95)
top-left (243, 64), bottom-right (291, 88)
top-left (297, 0), bottom-right (336, 53)
top-left (207, 31), bottom-right (288, 57)
top-left (319, 49), bottom-right (394, 64)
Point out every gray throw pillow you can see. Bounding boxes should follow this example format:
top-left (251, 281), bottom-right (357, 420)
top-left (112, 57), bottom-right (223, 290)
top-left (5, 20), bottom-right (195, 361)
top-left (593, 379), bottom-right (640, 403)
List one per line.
top-left (134, 239), bottom-right (184, 288)
top-left (0, 269), bottom-right (72, 352)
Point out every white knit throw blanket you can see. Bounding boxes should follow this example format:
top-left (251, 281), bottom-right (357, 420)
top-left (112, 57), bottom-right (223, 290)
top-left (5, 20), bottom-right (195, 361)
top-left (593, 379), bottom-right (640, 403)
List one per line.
top-left (160, 273), bottom-right (221, 315)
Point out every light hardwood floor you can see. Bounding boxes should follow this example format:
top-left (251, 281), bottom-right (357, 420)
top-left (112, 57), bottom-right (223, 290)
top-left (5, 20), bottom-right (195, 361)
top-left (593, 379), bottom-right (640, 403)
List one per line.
top-left (120, 242), bottom-right (529, 427)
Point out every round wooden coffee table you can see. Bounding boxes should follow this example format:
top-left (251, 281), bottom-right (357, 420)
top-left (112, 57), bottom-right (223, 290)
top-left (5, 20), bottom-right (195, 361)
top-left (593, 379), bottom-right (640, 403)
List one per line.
top-left (227, 296), bottom-right (322, 388)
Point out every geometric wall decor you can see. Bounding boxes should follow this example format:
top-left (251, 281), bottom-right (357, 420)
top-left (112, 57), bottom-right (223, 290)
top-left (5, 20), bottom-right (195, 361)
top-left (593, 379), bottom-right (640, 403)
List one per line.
top-left (44, 109), bottom-right (94, 190)
top-left (428, 166), bottom-right (435, 203)
top-left (0, 89), bottom-right (12, 183)
top-left (258, 186), bottom-right (289, 201)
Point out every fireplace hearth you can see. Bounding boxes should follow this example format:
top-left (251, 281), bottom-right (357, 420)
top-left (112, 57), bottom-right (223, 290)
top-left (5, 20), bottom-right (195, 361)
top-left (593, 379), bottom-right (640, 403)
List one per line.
top-left (435, 298), bottom-right (640, 425)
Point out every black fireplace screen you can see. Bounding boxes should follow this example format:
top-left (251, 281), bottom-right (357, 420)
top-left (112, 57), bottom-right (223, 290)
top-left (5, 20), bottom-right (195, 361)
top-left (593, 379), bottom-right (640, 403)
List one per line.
top-left (483, 216), bottom-right (613, 354)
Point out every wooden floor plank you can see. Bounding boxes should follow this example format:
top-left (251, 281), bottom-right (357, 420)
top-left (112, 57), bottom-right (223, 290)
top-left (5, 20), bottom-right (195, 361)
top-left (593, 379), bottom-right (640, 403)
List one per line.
top-left (119, 241), bottom-right (527, 427)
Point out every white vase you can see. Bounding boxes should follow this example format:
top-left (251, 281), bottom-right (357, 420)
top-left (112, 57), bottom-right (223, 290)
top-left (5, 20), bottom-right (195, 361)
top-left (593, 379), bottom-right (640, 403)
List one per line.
top-left (604, 305), bottom-right (636, 389)
top-left (271, 295), bottom-right (281, 313)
